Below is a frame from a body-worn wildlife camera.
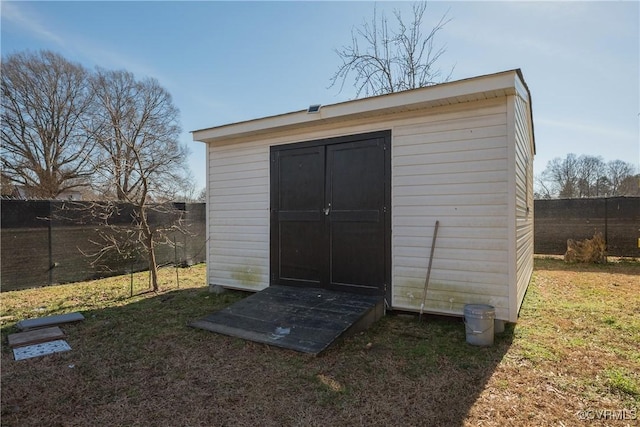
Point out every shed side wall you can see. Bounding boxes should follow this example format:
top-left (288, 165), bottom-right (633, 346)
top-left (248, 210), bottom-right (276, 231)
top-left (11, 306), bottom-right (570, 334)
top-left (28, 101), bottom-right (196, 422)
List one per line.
top-left (391, 98), bottom-right (511, 320)
top-left (513, 94), bottom-right (535, 319)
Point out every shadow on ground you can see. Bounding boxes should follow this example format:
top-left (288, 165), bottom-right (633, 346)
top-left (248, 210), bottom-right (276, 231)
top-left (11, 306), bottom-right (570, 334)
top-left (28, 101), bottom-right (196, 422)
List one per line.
top-left (1, 286), bottom-right (513, 426)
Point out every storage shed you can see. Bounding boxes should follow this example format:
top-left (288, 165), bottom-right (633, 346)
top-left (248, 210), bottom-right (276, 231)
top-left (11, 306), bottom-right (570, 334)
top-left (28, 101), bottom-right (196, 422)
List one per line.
top-left (192, 69), bottom-right (535, 323)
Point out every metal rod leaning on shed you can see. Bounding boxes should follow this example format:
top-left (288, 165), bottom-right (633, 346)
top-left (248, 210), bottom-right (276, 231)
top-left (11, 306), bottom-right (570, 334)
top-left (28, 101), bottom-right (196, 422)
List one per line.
top-left (174, 233), bottom-right (180, 289)
top-left (419, 220), bottom-right (440, 322)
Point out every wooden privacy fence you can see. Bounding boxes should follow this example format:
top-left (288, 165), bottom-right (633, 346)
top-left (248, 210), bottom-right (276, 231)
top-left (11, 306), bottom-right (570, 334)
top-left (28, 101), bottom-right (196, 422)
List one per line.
top-left (534, 197), bottom-right (639, 257)
top-left (1, 200), bottom-right (206, 292)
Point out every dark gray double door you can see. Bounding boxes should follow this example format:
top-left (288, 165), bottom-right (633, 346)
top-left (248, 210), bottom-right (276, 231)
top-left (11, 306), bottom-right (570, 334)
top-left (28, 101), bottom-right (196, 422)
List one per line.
top-left (270, 131), bottom-right (391, 297)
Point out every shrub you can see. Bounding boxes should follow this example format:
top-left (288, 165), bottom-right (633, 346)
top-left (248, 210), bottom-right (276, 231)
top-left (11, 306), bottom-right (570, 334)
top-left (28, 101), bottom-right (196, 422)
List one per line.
top-left (564, 232), bottom-right (607, 263)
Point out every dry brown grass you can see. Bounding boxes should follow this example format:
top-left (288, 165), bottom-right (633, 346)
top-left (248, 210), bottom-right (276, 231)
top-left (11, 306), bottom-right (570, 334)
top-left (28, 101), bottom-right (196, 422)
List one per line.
top-left (1, 260), bottom-right (638, 426)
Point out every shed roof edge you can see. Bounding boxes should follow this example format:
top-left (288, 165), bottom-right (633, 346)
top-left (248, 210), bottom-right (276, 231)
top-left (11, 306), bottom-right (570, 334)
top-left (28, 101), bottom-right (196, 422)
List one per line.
top-left (192, 69), bottom-right (531, 144)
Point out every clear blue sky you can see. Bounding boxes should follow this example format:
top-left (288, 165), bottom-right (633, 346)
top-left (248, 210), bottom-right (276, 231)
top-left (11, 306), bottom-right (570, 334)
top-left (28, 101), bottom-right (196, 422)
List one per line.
top-left (2, 1), bottom-right (638, 192)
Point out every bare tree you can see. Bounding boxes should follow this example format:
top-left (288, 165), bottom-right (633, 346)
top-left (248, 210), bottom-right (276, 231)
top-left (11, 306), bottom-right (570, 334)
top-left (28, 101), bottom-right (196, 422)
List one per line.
top-left (1, 174), bottom-right (15, 197)
top-left (75, 200), bottom-right (185, 281)
top-left (607, 160), bottom-right (636, 195)
top-left (196, 187), bottom-right (207, 203)
top-left (1, 50), bottom-right (96, 198)
top-left (540, 154), bottom-right (580, 198)
top-left (576, 155), bottom-right (606, 197)
top-left (618, 174), bottom-right (640, 196)
top-left (89, 69), bottom-right (190, 291)
top-left (90, 69), bottom-right (188, 201)
top-left (330, 1), bottom-right (452, 97)
top-left (533, 176), bottom-right (554, 199)
top-left (537, 153), bottom-right (637, 198)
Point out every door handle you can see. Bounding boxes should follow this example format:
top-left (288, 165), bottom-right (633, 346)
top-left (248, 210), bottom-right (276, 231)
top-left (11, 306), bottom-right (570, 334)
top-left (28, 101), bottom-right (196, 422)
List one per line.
top-left (323, 204), bottom-right (331, 216)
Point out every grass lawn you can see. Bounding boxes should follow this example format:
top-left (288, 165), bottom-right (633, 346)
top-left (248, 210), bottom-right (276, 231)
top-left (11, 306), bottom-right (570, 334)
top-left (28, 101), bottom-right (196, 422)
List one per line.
top-left (1, 259), bottom-right (638, 426)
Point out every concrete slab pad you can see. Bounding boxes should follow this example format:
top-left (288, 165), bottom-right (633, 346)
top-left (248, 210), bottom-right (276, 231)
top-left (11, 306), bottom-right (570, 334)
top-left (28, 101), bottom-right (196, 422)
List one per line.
top-left (13, 340), bottom-right (72, 361)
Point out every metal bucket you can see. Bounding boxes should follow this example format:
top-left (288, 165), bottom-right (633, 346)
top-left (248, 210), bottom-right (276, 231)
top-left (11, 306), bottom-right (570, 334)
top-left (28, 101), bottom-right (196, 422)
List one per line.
top-left (464, 304), bottom-right (495, 346)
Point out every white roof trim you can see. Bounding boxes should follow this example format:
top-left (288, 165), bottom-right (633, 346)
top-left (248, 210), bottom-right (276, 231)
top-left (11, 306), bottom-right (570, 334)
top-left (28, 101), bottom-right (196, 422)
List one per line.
top-left (193, 69), bottom-right (529, 144)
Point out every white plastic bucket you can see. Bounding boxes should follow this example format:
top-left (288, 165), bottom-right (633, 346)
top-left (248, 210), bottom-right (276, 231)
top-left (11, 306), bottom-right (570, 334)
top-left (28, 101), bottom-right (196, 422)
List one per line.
top-left (464, 304), bottom-right (495, 346)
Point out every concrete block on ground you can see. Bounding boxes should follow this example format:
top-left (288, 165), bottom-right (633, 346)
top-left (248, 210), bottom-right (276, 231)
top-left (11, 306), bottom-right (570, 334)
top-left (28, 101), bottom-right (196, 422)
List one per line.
top-left (8, 326), bottom-right (65, 347)
top-left (17, 312), bottom-right (85, 331)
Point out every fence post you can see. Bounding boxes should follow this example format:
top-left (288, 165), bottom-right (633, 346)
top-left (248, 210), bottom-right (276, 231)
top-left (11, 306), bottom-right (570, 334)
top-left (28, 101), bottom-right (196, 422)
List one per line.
top-left (174, 233), bottom-right (179, 289)
top-left (48, 201), bottom-right (53, 286)
top-left (604, 197), bottom-right (608, 249)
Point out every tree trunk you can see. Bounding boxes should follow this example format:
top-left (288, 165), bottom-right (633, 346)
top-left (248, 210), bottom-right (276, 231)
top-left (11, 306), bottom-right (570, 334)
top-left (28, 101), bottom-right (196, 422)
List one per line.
top-left (140, 206), bottom-right (159, 292)
top-left (147, 232), bottom-right (159, 292)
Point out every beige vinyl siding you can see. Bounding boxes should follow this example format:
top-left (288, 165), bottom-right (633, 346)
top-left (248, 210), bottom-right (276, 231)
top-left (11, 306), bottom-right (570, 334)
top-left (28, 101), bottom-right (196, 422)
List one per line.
top-left (391, 98), bottom-right (511, 319)
top-left (208, 143), bottom-right (270, 291)
top-left (206, 98), bottom-right (508, 295)
top-left (203, 81), bottom-right (533, 323)
top-left (513, 94), bottom-right (535, 317)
